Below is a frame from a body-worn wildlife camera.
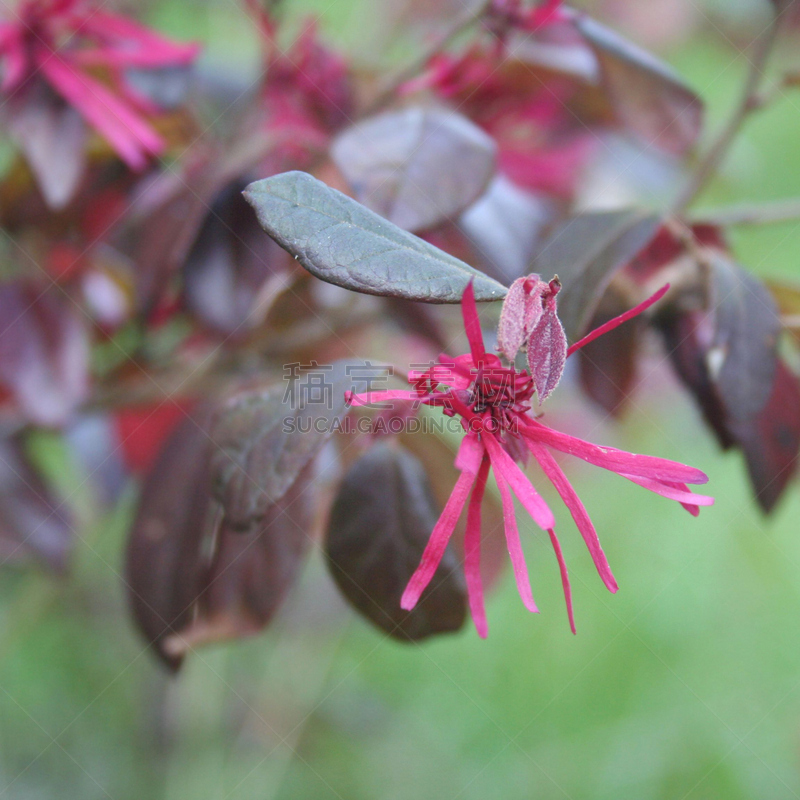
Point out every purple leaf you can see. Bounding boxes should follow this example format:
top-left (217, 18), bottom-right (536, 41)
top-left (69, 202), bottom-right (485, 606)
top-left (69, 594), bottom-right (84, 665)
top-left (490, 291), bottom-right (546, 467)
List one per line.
top-left (211, 360), bottom-right (359, 531)
top-left (125, 412), bottom-right (215, 670)
top-left (331, 107), bottom-right (497, 233)
top-left (574, 15), bottom-right (703, 156)
top-left (0, 282), bottom-right (90, 427)
top-left (731, 360), bottom-right (800, 513)
top-left (183, 180), bottom-right (288, 336)
top-left (530, 209), bottom-right (660, 341)
top-left (578, 293), bottom-right (641, 417)
top-left (0, 436), bottom-right (72, 573)
top-left (243, 171), bottom-right (508, 303)
top-left (164, 468), bottom-right (315, 656)
top-left (325, 443), bottom-right (466, 641)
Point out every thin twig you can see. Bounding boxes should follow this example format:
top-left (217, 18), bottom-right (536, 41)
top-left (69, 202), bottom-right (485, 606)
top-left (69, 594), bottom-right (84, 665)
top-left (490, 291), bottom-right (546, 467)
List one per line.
top-left (690, 196), bottom-right (800, 227)
top-left (672, 12), bottom-right (781, 214)
top-left (363, 0), bottom-right (493, 115)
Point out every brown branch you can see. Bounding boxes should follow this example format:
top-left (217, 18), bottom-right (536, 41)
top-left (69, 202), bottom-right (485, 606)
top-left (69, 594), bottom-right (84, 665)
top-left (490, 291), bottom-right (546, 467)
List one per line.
top-left (690, 196), bottom-right (800, 227)
top-left (672, 12), bottom-right (782, 214)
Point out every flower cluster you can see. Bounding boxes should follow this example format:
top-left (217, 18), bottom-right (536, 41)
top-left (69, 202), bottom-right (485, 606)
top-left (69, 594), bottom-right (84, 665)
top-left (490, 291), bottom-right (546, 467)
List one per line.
top-left (348, 280), bottom-right (713, 636)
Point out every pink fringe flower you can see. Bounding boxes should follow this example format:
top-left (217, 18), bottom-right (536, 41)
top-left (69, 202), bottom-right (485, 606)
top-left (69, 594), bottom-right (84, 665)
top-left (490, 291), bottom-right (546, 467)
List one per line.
top-left (0, 0), bottom-right (200, 169)
top-left (347, 280), bottom-right (712, 637)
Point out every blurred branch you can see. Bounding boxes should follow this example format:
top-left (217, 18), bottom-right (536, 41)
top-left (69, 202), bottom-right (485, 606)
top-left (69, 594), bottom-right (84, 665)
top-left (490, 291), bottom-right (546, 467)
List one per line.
top-left (690, 197), bottom-right (800, 226)
top-left (673, 11), bottom-right (783, 214)
top-left (364, 0), bottom-right (492, 114)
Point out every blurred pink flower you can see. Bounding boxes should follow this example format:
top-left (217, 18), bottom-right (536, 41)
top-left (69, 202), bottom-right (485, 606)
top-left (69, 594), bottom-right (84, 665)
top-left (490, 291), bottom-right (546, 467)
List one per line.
top-left (0, 0), bottom-right (200, 168)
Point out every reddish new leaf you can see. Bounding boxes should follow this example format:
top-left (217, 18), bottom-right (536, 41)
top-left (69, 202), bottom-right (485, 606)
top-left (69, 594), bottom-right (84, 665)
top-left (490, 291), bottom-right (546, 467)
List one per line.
top-left (325, 443), bottom-right (466, 641)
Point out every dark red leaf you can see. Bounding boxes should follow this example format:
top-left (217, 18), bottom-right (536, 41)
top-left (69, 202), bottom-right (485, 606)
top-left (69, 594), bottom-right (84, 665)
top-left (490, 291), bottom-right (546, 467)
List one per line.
top-left (707, 254), bottom-right (780, 423)
top-left (325, 443), bottom-right (466, 641)
top-left (211, 360), bottom-right (358, 531)
top-left (183, 179), bottom-right (289, 336)
top-left (574, 15), bottom-right (703, 156)
top-left (0, 436), bottom-right (72, 573)
top-left (164, 468), bottom-right (316, 656)
top-left (125, 412), bottom-right (216, 670)
top-left (331, 107), bottom-right (497, 233)
top-left (578, 291), bottom-right (641, 417)
top-left (730, 360), bottom-right (800, 513)
top-left (0, 282), bottom-right (90, 427)
top-left (530, 208), bottom-right (660, 341)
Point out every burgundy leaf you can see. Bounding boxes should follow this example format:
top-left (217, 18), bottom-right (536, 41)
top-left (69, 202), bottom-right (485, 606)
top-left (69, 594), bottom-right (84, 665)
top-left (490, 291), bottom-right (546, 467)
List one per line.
top-left (243, 171), bottom-right (508, 303)
top-left (125, 411), bottom-right (215, 670)
top-left (530, 209), bottom-right (660, 341)
top-left (0, 282), bottom-right (90, 427)
top-left (7, 81), bottom-right (87, 211)
top-left (658, 308), bottom-right (736, 449)
top-left (458, 175), bottom-right (551, 285)
top-left (574, 15), bottom-right (703, 156)
top-left (331, 106), bottom-right (497, 233)
top-left (164, 468), bottom-right (315, 656)
top-left (708, 254), bottom-right (780, 423)
top-left (578, 295), bottom-right (641, 417)
top-left (183, 179), bottom-right (289, 336)
top-left (0, 436), bottom-right (72, 573)
top-left (325, 443), bottom-right (466, 641)
top-left (211, 360), bottom-right (358, 531)
top-left (730, 360), bottom-right (800, 513)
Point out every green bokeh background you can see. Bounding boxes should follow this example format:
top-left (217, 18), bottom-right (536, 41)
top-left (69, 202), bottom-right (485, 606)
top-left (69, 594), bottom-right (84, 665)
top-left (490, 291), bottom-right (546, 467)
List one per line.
top-left (3, 1), bottom-right (800, 798)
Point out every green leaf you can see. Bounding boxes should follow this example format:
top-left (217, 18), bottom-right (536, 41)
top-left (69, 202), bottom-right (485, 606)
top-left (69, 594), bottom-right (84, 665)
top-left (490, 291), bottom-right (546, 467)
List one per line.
top-left (243, 171), bottom-right (507, 303)
top-left (530, 209), bottom-right (660, 341)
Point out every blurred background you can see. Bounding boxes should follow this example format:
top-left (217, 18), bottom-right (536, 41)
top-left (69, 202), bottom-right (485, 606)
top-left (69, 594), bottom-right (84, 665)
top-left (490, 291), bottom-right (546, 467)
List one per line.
top-left (3, 0), bottom-right (800, 798)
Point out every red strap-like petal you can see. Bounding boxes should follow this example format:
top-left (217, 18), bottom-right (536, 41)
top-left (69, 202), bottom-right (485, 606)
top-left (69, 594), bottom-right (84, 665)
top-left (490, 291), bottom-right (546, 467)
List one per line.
top-left (519, 416), bottom-right (709, 485)
top-left (620, 474), bottom-right (714, 509)
top-left (528, 441), bottom-right (617, 593)
top-left (465, 457), bottom-right (491, 638)
top-left (461, 281), bottom-right (486, 365)
top-left (400, 435), bottom-right (483, 611)
top-left (548, 529), bottom-right (576, 634)
top-left (494, 470), bottom-right (538, 613)
top-left (482, 432), bottom-right (556, 530)
top-left (567, 284), bottom-right (670, 357)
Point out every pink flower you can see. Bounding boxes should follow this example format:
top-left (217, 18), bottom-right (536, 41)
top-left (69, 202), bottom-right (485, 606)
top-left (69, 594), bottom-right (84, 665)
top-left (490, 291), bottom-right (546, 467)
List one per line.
top-left (347, 280), bottom-right (712, 636)
top-left (0, 0), bottom-right (200, 169)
